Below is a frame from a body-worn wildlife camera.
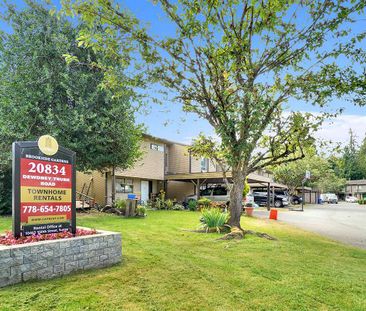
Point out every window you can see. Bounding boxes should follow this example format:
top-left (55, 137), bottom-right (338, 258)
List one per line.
top-left (116, 178), bottom-right (134, 193)
top-left (200, 158), bottom-right (209, 172)
top-left (150, 143), bottom-right (164, 152)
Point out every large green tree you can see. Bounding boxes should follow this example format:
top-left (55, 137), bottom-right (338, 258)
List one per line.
top-left (315, 171), bottom-right (346, 194)
top-left (273, 153), bottom-right (346, 196)
top-left (0, 2), bottom-right (142, 212)
top-left (273, 154), bottom-right (326, 196)
top-left (65, 0), bottom-right (366, 230)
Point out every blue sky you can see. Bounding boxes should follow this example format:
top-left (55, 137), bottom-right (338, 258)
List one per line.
top-left (2, 0), bottom-right (366, 145)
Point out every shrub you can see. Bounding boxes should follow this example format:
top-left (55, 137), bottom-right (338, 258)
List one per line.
top-left (145, 200), bottom-right (154, 210)
top-left (243, 178), bottom-right (250, 197)
top-left (136, 205), bottom-right (147, 216)
top-left (200, 208), bottom-right (229, 233)
top-left (155, 197), bottom-right (166, 210)
top-left (115, 199), bottom-right (127, 213)
top-left (159, 189), bottom-right (166, 201)
top-left (198, 197), bottom-right (211, 209)
top-left (210, 201), bottom-right (227, 211)
top-left (165, 199), bottom-right (174, 210)
top-left (188, 200), bottom-right (197, 211)
top-left (0, 168), bottom-right (12, 215)
top-left (172, 204), bottom-right (185, 210)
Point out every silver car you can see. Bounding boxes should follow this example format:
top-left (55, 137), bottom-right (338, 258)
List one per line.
top-left (185, 186), bottom-right (255, 204)
top-left (185, 186), bottom-right (230, 203)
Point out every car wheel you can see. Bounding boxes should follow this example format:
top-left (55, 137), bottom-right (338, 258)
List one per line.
top-left (274, 200), bottom-right (282, 208)
top-left (293, 199), bottom-right (299, 205)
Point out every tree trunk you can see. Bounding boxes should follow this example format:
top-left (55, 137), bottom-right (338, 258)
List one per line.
top-left (228, 170), bottom-right (245, 228)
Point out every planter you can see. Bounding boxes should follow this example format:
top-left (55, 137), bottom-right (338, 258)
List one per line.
top-left (245, 207), bottom-right (254, 216)
top-left (0, 228), bottom-right (122, 288)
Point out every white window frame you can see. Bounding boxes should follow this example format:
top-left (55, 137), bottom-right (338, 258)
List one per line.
top-left (150, 143), bottom-right (164, 152)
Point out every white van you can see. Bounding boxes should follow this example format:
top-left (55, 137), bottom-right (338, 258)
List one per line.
top-left (321, 193), bottom-right (338, 204)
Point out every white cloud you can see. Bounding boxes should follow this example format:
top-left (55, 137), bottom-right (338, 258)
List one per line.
top-left (316, 114), bottom-right (366, 145)
top-left (180, 113), bottom-right (366, 147)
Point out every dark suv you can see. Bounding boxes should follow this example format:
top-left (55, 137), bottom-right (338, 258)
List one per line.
top-left (274, 190), bottom-right (302, 205)
top-left (252, 192), bottom-right (289, 208)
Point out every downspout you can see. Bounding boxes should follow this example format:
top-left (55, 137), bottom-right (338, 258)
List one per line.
top-left (111, 165), bottom-right (116, 205)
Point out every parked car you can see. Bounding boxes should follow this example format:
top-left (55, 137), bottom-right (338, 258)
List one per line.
top-left (345, 196), bottom-right (358, 203)
top-left (185, 186), bottom-right (230, 204)
top-left (321, 193), bottom-right (338, 204)
top-left (290, 194), bottom-right (303, 205)
top-left (253, 189), bottom-right (300, 205)
top-left (185, 186), bottom-right (254, 205)
top-left (252, 191), bottom-right (289, 208)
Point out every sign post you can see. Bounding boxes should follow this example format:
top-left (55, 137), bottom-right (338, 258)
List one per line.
top-left (301, 171), bottom-right (311, 212)
top-left (12, 135), bottom-right (76, 238)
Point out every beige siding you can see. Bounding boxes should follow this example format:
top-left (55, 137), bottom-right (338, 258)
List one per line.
top-left (304, 192), bottom-right (318, 204)
top-left (190, 156), bottom-right (201, 173)
top-left (166, 181), bottom-right (194, 201)
top-left (167, 144), bottom-right (190, 174)
top-left (116, 138), bottom-right (165, 180)
top-left (190, 157), bottom-right (216, 173)
top-left (106, 176), bottom-right (141, 204)
top-left (209, 160), bottom-right (216, 172)
top-left (76, 171), bottom-right (106, 205)
top-left (106, 177), bottom-right (165, 205)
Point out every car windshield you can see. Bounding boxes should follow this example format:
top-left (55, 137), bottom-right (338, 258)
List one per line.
top-left (213, 187), bottom-right (227, 195)
top-left (200, 188), bottom-right (212, 196)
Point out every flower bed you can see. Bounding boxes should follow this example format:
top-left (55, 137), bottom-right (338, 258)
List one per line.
top-left (0, 228), bottom-right (97, 246)
top-left (0, 228), bottom-right (122, 287)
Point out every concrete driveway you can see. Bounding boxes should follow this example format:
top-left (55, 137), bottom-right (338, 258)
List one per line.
top-left (254, 202), bottom-right (366, 249)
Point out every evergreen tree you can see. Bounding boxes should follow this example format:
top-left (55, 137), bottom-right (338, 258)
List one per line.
top-left (356, 135), bottom-right (366, 179)
top-left (0, 2), bottom-right (142, 213)
top-left (342, 130), bottom-right (363, 180)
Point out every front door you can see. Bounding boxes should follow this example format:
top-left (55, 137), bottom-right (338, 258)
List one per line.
top-left (141, 180), bottom-right (149, 203)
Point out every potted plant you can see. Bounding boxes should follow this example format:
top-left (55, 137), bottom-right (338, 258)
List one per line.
top-left (244, 202), bottom-right (254, 216)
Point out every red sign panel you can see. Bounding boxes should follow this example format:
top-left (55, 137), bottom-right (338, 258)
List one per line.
top-left (20, 158), bottom-right (72, 188)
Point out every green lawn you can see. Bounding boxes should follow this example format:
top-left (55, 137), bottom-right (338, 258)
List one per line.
top-left (0, 211), bottom-right (365, 311)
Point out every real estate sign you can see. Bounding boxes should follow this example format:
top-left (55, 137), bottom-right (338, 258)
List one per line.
top-left (12, 135), bottom-right (76, 237)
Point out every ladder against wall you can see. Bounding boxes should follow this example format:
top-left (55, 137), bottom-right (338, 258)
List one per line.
top-left (77, 177), bottom-right (95, 211)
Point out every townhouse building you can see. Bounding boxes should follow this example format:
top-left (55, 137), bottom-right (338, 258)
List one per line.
top-left (76, 134), bottom-right (286, 206)
top-left (344, 180), bottom-right (366, 199)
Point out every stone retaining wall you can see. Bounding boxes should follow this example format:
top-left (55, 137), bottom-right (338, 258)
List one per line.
top-left (0, 229), bottom-right (122, 287)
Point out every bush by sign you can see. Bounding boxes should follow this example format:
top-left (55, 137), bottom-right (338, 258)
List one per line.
top-left (12, 135), bottom-right (76, 238)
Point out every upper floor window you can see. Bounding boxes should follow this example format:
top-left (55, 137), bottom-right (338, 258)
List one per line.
top-left (150, 143), bottom-right (164, 152)
top-left (201, 158), bottom-right (209, 172)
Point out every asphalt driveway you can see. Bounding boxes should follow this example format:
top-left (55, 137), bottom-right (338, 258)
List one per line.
top-left (254, 202), bottom-right (366, 249)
